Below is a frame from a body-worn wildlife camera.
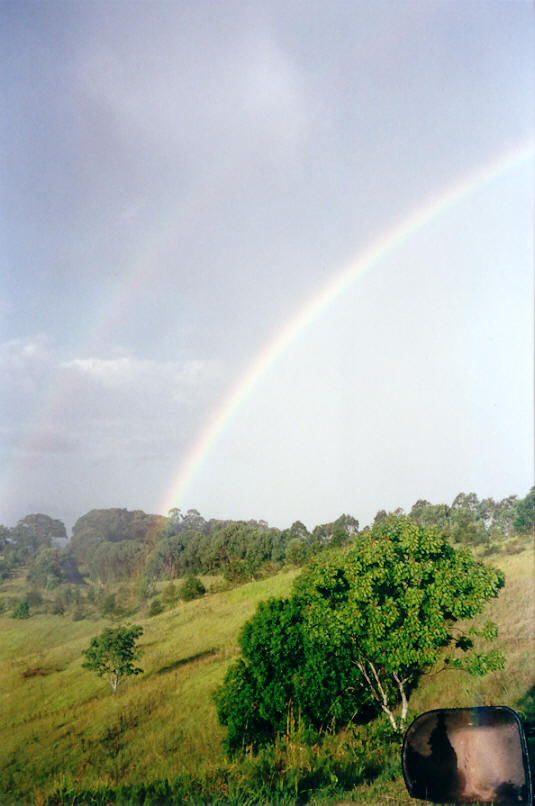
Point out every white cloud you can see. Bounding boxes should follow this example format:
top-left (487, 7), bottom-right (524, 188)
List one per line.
top-left (0, 334), bottom-right (51, 370)
top-left (59, 355), bottom-right (213, 403)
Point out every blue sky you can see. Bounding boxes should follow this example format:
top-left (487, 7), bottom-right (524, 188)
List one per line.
top-left (1, 1), bottom-right (533, 531)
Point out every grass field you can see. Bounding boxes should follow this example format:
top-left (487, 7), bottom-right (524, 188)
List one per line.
top-left (0, 548), bottom-right (533, 804)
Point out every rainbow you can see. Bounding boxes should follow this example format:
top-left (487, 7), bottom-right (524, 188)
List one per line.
top-left (160, 141), bottom-right (534, 515)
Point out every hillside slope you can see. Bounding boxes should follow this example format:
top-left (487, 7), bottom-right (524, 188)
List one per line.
top-left (0, 549), bottom-right (533, 804)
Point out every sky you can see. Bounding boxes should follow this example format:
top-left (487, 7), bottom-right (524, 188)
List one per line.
top-left (1, 1), bottom-right (534, 533)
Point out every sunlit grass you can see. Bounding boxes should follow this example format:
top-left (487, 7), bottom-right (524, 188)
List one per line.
top-left (409, 547), bottom-right (535, 716)
top-left (0, 569), bottom-right (298, 800)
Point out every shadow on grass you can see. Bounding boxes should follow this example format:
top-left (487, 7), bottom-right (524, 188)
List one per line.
top-left (21, 666), bottom-right (63, 678)
top-left (157, 648), bottom-right (217, 675)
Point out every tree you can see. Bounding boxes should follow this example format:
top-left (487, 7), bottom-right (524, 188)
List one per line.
top-left (214, 597), bottom-right (371, 754)
top-left (26, 547), bottom-right (64, 589)
top-left (82, 625), bottom-right (143, 693)
top-left (293, 515), bottom-right (505, 732)
top-left (216, 515), bottom-right (506, 753)
top-left (513, 487), bottom-right (535, 537)
top-left (9, 514), bottom-right (67, 567)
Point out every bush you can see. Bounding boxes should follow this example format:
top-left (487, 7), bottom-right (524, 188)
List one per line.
top-left (11, 599), bottom-right (30, 619)
top-left (148, 598), bottom-right (163, 616)
top-left (179, 575), bottom-right (206, 601)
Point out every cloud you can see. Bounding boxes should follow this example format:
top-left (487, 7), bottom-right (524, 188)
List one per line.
top-left (59, 355), bottom-right (214, 403)
top-left (0, 335), bottom-right (228, 524)
top-left (1, 337), bottom-right (223, 460)
top-left (0, 334), bottom-right (52, 370)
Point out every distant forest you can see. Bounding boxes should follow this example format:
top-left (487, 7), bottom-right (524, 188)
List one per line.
top-left (1, 489), bottom-right (533, 594)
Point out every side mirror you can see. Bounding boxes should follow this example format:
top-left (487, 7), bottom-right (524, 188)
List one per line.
top-left (402, 707), bottom-right (533, 804)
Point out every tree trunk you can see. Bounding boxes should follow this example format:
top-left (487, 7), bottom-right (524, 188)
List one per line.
top-left (355, 659), bottom-right (399, 731)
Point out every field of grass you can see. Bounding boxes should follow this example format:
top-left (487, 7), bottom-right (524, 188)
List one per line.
top-left (0, 547), bottom-right (533, 804)
top-left (0, 571), bottom-right (298, 801)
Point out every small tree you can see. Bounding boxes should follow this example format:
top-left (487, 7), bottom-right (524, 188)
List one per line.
top-left (82, 625), bottom-right (143, 693)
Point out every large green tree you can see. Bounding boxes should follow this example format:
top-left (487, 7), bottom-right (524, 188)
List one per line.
top-left (294, 516), bottom-right (505, 731)
top-left (216, 515), bottom-right (505, 752)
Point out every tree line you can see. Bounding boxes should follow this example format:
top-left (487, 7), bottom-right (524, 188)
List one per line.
top-left (0, 488), bottom-right (533, 592)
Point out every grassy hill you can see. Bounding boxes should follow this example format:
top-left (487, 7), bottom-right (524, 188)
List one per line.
top-left (0, 548), bottom-right (533, 804)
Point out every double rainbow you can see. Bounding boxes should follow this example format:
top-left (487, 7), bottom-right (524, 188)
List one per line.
top-left (160, 142), bottom-right (534, 516)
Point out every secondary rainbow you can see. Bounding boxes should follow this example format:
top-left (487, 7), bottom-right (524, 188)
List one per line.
top-left (161, 142), bottom-right (534, 515)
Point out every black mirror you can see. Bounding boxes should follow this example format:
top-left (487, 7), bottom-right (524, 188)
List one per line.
top-left (402, 707), bottom-right (532, 804)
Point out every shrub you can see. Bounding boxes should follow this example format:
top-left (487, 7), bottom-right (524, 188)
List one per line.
top-left (11, 599), bottom-right (30, 619)
top-left (148, 598), bottom-right (163, 617)
top-left (179, 575), bottom-right (206, 601)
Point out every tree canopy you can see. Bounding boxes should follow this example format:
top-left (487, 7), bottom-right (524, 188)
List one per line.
top-left (294, 515), bottom-right (505, 731)
top-left (82, 625), bottom-right (144, 693)
top-left (216, 515), bottom-right (505, 752)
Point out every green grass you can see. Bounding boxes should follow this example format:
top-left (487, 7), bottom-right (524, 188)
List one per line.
top-left (0, 548), bottom-right (533, 804)
top-left (0, 570), bottom-right (298, 801)
top-left (409, 547), bottom-right (535, 716)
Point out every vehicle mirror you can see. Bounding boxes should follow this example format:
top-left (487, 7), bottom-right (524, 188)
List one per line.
top-left (402, 706), bottom-right (532, 804)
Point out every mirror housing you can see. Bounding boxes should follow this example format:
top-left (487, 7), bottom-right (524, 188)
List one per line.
top-left (402, 707), bottom-right (533, 804)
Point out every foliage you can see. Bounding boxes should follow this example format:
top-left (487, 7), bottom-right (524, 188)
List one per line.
top-left (179, 575), bottom-right (206, 601)
top-left (81, 625), bottom-right (144, 693)
top-left (408, 492), bottom-right (521, 549)
top-left (513, 487), bottom-right (535, 535)
top-left (27, 548), bottom-right (65, 589)
top-left (69, 508), bottom-right (166, 580)
top-left (11, 598), bottom-right (30, 619)
top-left (217, 515), bottom-right (505, 753)
top-left (0, 513), bottom-right (67, 579)
top-left (293, 516), bottom-right (505, 731)
top-left (215, 595), bottom-right (373, 754)
top-left (148, 598), bottom-right (163, 616)
top-left (11, 513), bottom-right (66, 551)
